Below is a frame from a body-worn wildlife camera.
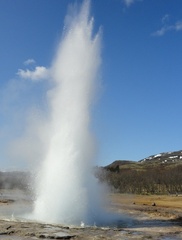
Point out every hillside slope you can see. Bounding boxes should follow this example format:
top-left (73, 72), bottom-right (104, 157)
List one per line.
top-left (105, 150), bottom-right (182, 171)
top-left (99, 150), bottom-right (182, 194)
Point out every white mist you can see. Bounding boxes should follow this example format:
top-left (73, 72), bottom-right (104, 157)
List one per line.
top-left (33, 0), bottom-right (103, 225)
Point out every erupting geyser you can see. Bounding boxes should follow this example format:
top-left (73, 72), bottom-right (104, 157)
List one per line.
top-left (33, 0), bottom-right (104, 225)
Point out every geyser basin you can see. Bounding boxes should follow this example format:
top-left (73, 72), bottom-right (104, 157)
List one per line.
top-left (32, 0), bottom-right (105, 225)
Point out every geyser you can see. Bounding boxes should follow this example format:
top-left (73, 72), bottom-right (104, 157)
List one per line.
top-left (33, 0), bottom-right (103, 225)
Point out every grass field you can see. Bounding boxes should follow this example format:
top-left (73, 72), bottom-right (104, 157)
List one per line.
top-left (109, 193), bottom-right (182, 221)
top-left (111, 193), bottom-right (182, 209)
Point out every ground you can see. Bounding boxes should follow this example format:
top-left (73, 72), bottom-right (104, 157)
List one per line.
top-left (0, 190), bottom-right (182, 239)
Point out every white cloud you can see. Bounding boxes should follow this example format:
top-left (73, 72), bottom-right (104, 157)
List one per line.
top-left (17, 66), bottom-right (50, 81)
top-left (175, 21), bottom-right (182, 31)
top-left (152, 16), bottom-right (182, 37)
top-left (123, 0), bottom-right (142, 7)
top-left (123, 0), bottom-right (134, 7)
top-left (162, 14), bottom-right (170, 24)
top-left (152, 27), bottom-right (167, 37)
top-left (24, 58), bottom-right (36, 65)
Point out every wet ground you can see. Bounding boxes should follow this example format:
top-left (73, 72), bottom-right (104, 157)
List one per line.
top-left (0, 190), bottom-right (182, 239)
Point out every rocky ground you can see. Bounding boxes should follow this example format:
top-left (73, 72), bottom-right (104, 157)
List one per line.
top-left (0, 191), bottom-right (182, 239)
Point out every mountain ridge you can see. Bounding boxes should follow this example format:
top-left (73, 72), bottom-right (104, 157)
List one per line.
top-left (105, 149), bottom-right (182, 170)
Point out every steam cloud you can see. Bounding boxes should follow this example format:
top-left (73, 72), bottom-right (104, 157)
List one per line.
top-left (30, 0), bottom-right (107, 225)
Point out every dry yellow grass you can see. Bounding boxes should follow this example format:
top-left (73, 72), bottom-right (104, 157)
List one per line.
top-left (110, 193), bottom-right (182, 209)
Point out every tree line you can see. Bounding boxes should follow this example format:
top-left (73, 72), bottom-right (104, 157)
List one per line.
top-left (96, 165), bottom-right (182, 194)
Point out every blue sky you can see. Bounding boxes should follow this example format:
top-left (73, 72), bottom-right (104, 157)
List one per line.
top-left (0, 0), bottom-right (182, 169)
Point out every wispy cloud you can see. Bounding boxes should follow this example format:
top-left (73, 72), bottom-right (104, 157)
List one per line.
top-left (24, 58), bottom-right (36, 66)
top-left (161, 14), bottom-right (170, 24)
top-left (123, 0), bottom-right (143, 7)
top-left (152, 15), bottom-right (182, 37)
top-left (17, 66), bottom-right (50, 81)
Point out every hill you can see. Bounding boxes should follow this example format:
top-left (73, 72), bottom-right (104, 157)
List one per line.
top-left (97, 150), bottom-right (182, 195)
top-left (105, 150), bottom-right (182, 171)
